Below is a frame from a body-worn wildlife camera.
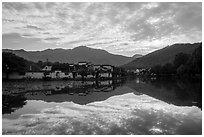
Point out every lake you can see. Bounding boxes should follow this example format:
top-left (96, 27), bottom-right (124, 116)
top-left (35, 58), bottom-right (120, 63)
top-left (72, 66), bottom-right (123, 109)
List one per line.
top-left (2, 77), bottom-right (202, 135)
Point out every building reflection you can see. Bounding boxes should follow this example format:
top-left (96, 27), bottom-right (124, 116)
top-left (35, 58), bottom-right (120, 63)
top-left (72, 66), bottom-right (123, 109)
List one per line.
top-left (2, 79), bottom-right (126, 114)
top-left (2, 77), bottom-right (201, 115)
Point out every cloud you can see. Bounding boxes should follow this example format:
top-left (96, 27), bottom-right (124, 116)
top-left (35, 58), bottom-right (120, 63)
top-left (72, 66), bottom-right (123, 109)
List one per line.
top-left (25, 25), bottom-right (43, 31)
top-left (2, 33), bottom-right (57, 51)
top-left (44, 37), bottom-right (61, 41)
top-left (2, 2), bottom-right (202, 56)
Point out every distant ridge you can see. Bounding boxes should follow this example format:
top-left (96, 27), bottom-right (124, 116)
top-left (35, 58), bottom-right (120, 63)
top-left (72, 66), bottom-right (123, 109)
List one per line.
top-left (3, 46), bottom-right (132, 66)
top-left (122, 42), bottom-right (201, 69)
top-left (132, 54), bottom-right (143, 59)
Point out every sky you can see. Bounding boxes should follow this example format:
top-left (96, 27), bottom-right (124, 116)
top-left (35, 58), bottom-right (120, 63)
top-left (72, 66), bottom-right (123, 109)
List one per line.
top-left (2, 2), bottom-right (202, 57)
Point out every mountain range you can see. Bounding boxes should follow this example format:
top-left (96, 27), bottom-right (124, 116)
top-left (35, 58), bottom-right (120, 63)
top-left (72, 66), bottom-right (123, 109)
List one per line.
top-left (3, 46), bottom-right (135, 66)
top-left (132, 54), bottom-right (143, 59)
top-left (3, 42), bottom-right (201, 68)
top-left (123, 42), bottom-right (201, 69)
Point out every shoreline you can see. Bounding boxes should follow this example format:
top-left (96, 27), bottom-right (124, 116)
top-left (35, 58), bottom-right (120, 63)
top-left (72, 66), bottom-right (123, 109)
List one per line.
top-left (2, 76), bottom-right (126, 82)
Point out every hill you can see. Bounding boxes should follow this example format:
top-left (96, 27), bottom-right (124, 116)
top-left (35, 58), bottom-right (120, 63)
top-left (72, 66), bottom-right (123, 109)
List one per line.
top-left (122, 42), bottom-right (201, 69)
top-left (132, 54), bottom-right (143, 59)
top-left (3, 46), bottom-right (132, 66)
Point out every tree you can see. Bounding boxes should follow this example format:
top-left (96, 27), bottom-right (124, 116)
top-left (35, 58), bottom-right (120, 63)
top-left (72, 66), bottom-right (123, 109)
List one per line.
top-left (37, 60), bottom-right (44, 68)
top-left (150, 45), bottom-right (202, 78)
top-left (3, 52), bottom-right (27, 79)
top-left (176, 64), bottom-right (187, 76)
top-left (186, 45), bottom-right (202, 76)
top-left (150, 65), bottom-right (163, 75)
top-left (173, 53), bottom-right (190, 69)
top-left (162, 63), bottom-right (176, 75)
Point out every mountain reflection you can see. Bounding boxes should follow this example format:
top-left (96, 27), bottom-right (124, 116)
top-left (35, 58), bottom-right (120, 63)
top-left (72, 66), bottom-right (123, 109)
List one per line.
top-left (2, 77), bottom-right (202, 115)
top-left (3, 93), bottom-right (202, 135)
top-left (125, 77), bottom-right (202, 109)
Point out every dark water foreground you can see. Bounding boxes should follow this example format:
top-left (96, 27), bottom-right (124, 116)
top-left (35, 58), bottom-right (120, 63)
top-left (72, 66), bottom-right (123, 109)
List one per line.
top-left (2, 77), bottom-right (202, 135)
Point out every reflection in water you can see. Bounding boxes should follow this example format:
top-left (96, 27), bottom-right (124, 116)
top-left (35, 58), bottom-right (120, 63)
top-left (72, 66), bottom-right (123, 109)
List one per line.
top-left (2, 79), bottom-right (125, 113)
top-left (2, 93), bottom-right (201, 135)
top-left (125, 77), bottom-right (202, 109)
top-left (3, 94), bottom-right (27, 114)
top-left (2, 77), bottom-right (202, 135)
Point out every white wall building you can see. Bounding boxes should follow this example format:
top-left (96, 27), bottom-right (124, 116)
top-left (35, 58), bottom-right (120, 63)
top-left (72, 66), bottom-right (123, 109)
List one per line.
top-left (100, 73), bottom-right (112, 78)
top-left (51, 71), bottom-right (73, 79)
top-left (42, 66), bottom-right (52, 71)
top-left (25, 72), bottom-right (44, 79)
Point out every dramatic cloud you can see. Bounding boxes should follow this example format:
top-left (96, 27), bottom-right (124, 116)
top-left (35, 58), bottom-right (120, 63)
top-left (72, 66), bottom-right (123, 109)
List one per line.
top-left (2, 2), bottom-right (202, 56)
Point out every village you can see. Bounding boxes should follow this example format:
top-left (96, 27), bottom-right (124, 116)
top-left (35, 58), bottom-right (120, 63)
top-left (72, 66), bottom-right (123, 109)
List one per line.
top-left (2, 61), bottom-right (126, 80)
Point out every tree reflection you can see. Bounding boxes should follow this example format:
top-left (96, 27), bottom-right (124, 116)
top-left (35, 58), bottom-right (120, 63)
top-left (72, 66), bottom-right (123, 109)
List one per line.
top-left (3, 79), bottom-right (126, 106)
top-left (2, 94), bottom-right (27, 114)
top-left (139, 77), bottom-right (202, 109)
top-left (23, 79), bottom-right (125, 96)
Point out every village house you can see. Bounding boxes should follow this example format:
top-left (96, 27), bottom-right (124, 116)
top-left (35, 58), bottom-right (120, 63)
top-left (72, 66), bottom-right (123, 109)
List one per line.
top-left (51, 64), bottom-right (73, 79)
top-left (42, 65), bottom-right (52, 71)
top-left (4, 62), bottom-right (115, 80)
top-left (25, 71), bottom-right (44, 79)
top-left (94, 65), bottom-right (114, 78)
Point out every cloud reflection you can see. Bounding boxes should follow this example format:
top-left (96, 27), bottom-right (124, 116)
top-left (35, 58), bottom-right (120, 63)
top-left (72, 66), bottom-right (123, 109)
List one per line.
top-left (2, 93), bottom-right (202, 135)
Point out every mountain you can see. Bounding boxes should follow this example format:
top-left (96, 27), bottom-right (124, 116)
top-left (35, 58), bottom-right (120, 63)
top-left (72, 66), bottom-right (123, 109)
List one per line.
top-left (3, 46), bottom-right (132, 66)
top-left (123, 42), bottom-right (201, 69)
top-left (132, 54), bottom-right (143, 59)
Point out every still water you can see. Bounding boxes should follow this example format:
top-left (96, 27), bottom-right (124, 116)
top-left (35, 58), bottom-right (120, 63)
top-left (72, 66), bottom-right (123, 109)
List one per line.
top-left (2, 77), bottom-right (202, 135)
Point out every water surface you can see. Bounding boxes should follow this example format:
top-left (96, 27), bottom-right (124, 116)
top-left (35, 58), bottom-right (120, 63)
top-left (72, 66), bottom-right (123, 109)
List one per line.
top-left (2, 77), bottom-right (202, 135)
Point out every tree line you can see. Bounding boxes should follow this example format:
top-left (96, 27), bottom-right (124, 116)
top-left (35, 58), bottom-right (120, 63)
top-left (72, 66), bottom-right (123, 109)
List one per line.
top-left (150, 45), bottom-right (202, 78)
top-left (2, 52), bottom-right (126, 79)
top-left (2, 52), bottom-right (41, 73)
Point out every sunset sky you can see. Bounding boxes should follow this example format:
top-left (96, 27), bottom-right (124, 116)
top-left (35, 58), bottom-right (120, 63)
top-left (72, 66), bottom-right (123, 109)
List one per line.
top-left (2, 2), bottom-right (202, 57)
